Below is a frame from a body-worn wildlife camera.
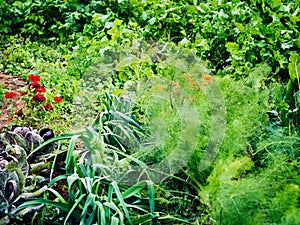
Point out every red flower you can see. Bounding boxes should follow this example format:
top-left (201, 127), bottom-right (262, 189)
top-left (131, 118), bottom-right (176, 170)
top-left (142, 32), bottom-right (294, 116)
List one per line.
top-left (16, 109), bottom-right (23, 116)
top-left (29, 82), bottom-right (41, 89)
top-left (8, 116), bottom-right (14, 121)
top-left (36, 87), bottom-right (46, 93)
top-left (54, 96), bottom-right (62, 103)
top-left (20, 91), bottom-right (28, 96)
top-left (5, 91), bottom-right (17, 99)
top-left (28, 74), bottom-right (41, 82)
top-left (44, 103), bottom-right (53, 111)
top-left (32, 93), bottom-right (46, 103)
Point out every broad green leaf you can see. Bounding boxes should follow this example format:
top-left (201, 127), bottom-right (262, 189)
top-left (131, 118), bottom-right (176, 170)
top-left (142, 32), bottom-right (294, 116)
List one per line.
top-left (271, 0), bottom-right (281, 9)
top-left (288, 53), bottom-right (300, 81)
top-left (225, 42), bottom-right (240, 55)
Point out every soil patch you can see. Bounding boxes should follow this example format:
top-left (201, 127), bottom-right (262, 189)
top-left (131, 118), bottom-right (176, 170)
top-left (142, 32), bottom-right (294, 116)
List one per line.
top-left (0, 72), bottom-right (26, 131)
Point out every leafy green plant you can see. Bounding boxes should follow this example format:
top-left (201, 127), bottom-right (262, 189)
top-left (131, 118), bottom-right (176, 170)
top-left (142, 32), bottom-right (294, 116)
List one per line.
top-left (101, 92), bottom-right (146, 154)
top-left (13, 119), bottom-right (158, 225)
top-left (266, 53), bottom-right (300, 135)
top-left (0, 126), bottom-right (56, 224)
top-left (200, 154), bottom-right (300, 225)
top-left (1, 1), bottom-right (300, 224)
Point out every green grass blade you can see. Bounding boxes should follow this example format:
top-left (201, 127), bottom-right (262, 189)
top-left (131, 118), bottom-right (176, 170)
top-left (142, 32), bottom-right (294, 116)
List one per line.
top-left (81, 193), bottom-right (96, 225)
top-left (50, 140), bottom-right (62, 181)
top-left (104, 201), bottom-right (124, 223)
top-left (49, 174), bottom-right (68, 187)
top-left (96, 201), bottom-right (106, 225)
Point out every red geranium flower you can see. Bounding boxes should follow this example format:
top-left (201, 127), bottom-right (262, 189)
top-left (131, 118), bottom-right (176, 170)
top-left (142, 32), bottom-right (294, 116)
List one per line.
top-left (44, 103), bottom-right (53, 111)
top-left (20, 91), bottom-right (28, 96)
top-left (29, 82), bottom-right (41, 89)
top-left (54, 96), bottom-right (62, 102)
top-left (28, 74), bottom-right (41, 82)
top-left (8, 116), bottom-right (14, 121)
top-left (36, 87), bottom-right (46, 93)
top-left (16, 109), bottom-right (23, 116)
top-left (32, 93), bottom-right (46, 103)
top-left (5, 91), bottom-right (17, 99)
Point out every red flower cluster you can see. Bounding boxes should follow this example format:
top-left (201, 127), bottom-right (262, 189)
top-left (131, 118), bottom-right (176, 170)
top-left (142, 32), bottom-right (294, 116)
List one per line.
top-left (36, 87), bottom-right (46, 93)
top-left (29, 81), bottom-right (41, 89)
top-left (27, 74), bottom-right (48, 104)
top-left (5, 91), bottom-right (17, 99)
top-left (4, 73), bottom-right (63, 121)
top-left (44, 103), bottom-right (53, 111)
top-left (16, 109), bottom-right (23, 116)
top-left (54, 96), bottom-right (62, 103)
top-left (28, 73), bottom-right (41, 82)
top-left (32, 93), bottom-right (46, 103)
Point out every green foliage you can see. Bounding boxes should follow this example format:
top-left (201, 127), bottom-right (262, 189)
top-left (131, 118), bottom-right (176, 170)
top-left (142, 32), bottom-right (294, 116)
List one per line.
top-left (14, 120), bottom-right (158, 225)
top-left (266, 53), bottom-right (300, 134)
top-left (201, 155), bottom-right (300, 225)
top-left (1, 0), bottom-right (299, 77)
top-left (215, 65), bottom-right (270, 158)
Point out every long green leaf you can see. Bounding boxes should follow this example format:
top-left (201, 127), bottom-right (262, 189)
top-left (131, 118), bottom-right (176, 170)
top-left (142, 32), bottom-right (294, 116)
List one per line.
top-left (103, 201), bottom-right (124, 224)
top-left (64, 194), bottom-right (87, 225)
top-left (96, 201), bottom-right (106, 225)
top-left (47, 188), bottom-right (68, 204)
top-left (145, 180), bottom-right (155, 214)
top-left (49, 174), bottom-right (68, 187)
top-left (14, 199), bottom-right (69, 213)
top-left (66, 135), bottom-right (80, 173)
top-left (27, 134), bottom-right (73, 159)
top-left (122, 182), bottom-right (144, 199)
top-left (111, 216), bottom-right (119, 225)
top-left (81, 193), bottom-right (96, 224)
top-left (50, 140), bottom-right (62, 181)
top-left (111, 181), bottom-right (132, 224)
